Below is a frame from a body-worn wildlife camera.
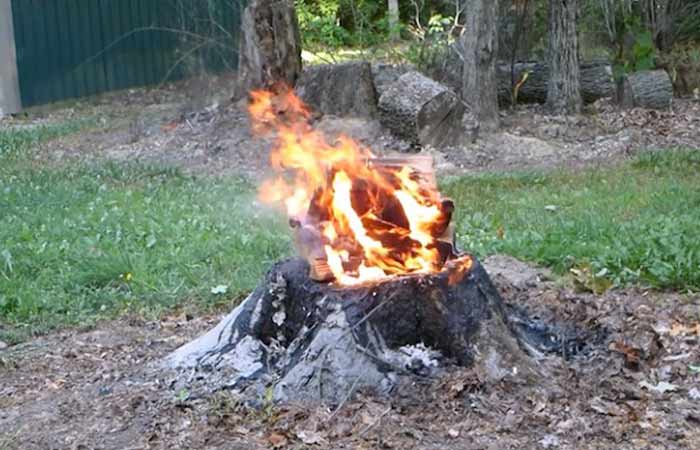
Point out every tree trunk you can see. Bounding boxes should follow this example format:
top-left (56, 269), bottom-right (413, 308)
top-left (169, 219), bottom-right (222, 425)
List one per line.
top-left (164, 257), bottom-right (538, 404)
top-left (295, 61), bottom-right (378, 119)
top-left (546, 0), bottom-right (582, 114)
top-left (460, 0), bottom-right (500, 131)
top-left (619, 70), bottom-right (673, 110)
top-left (388, 0), bottom-right (400, 40)
top-left (378, 71), bottom-right (465, 148)
top-left (236, 0), bottom-right (302, 97)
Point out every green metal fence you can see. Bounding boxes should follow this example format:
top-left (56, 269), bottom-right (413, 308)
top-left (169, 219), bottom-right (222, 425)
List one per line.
top-left (11, 0), bottom-right (243, 107)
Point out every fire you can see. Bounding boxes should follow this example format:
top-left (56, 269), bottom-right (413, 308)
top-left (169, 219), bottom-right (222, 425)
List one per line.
top-left (250, 86), bottom-right (469, 285)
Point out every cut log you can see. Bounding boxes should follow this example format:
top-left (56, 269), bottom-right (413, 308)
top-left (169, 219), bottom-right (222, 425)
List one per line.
top-left (618, 70), bottom-right (673, 110)
top-left (236, 0), bottom-right (302, 97)
top-left (429, 52), bottom-right (614, 105)
top-left (371, 63), bottom-right (415, 98)
top-left (164, 257), bottom-right (538, 404)
top-left (498, 61), bottom-right (614, 105)
top-left (295, 61), bottom-right (378, 119)
top-left (378, 71), bottom-right (465, 148)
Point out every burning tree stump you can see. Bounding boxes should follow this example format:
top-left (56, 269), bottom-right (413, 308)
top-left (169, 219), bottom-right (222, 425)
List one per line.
top-left (165, 257), bottom-right (536, 403)
top-left (618, 69), bottom-right (673, 110)
top-left (378, 71), bottom-right (465, 148)
top-left (236, 0), bottom-right (302, 97)
top-left (165, 87), bottom-right (545, 405)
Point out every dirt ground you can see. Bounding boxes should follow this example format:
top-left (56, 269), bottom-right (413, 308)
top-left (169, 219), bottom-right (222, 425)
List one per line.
top-left (2, 79), bottom-right (700, 449)
top-left (5, 74), bottom-right (698, 181)
top-left (1, 255), bottom-right (699, 450)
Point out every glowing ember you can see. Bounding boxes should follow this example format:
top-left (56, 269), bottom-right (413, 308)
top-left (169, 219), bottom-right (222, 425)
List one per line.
top-left (250, 86), bottom-right (470, 285)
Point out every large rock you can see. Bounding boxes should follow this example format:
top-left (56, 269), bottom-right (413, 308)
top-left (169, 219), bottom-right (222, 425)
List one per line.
top-left (378, 71), bottom-right (465, 148)
top-left (296, 61), bottom-right (378, 118)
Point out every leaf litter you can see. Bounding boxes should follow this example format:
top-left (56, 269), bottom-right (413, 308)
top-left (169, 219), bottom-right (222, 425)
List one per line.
top-left (1, 256), bottom-right (699, 449)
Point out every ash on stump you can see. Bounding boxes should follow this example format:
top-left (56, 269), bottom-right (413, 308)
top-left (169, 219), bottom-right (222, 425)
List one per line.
top-left (164, 257), bottom-right (537, 404)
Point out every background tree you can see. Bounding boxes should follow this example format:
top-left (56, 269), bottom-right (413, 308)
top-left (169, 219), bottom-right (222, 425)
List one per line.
top-left (388, 0), bottom-right (400, 39)
top-left (546, 0), bottom-right (582, 114)
top-left (459, 0), bottom-right (500, 131)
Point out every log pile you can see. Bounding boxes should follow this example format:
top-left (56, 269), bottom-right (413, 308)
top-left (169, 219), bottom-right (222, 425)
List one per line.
top-left (428, 49), bottom-right (615, 105)
top-left (497, 61), bottom-right (615, 105)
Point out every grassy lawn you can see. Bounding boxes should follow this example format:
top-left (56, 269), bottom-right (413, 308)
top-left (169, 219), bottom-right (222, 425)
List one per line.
top-left (444, 150), bottom-right (700, 292)
top-left (2, 122), bottom-right (699, 343)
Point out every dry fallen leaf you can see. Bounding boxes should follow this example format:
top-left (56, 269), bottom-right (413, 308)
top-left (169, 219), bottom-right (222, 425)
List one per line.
top-left (267, 432), bottom-right (288, 448)
top-left (639, 381), bottom-right (678, 394)
top-left (589, 396), bottom-right (624, 416)
top-left (296, 429), bottom-right (326, 445)
top-left (669, 322), bottom-right (700, 337)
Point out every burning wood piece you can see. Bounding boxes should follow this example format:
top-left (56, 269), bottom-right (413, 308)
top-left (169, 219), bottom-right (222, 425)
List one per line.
top-left (252, 87), bottom-right (464, 285)
top-left (163, 257), bottom-right (538, 404)
top-left (291, 156), bottom-right (459, 282)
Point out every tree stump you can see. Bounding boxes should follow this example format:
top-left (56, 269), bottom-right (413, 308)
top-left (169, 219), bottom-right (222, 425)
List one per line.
top-left (236, 0), bottom-right (302, 97)
top-left (164, 257), bottom-right (537, 404)
top-left (295, 61), bottom-right (378, 119)
top-left (618, 70), bottom-right (673, 110)
top-left (378, 71), bottom-right (465, 148)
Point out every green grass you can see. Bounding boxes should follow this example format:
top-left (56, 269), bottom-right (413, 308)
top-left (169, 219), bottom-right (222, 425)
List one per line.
top-left (1, 120), bottom-right (699, 343)
top-left (0, 119), bottom-right (95, 160)
top-left (443, 148), bottom-right (700, 291)
top-left (0, 162), bottom-right (290, 343)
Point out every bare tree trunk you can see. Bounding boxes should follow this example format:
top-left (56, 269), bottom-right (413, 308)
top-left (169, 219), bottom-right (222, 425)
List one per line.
top-left (388, 0), bottom-right (400, 40)
top-left (460, 0), bottom-right (500, 131)
top-left (546, 0), bottom-right (582, 114)
top-left (236, 0), bottom-right (302, 97)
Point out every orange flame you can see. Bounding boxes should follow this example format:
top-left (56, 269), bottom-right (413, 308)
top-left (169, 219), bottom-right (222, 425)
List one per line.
top-left (251, 87), bottom-right (467, 285)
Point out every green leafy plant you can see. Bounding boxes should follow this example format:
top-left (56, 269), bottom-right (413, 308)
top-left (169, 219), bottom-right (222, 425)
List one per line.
top-left (613, 17), bottom-right (657, 81)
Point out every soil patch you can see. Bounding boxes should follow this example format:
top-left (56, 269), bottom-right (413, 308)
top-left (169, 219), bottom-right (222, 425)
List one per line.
top-left (5, 78), bottom-right (699, 181)
top-left (2, 256), bottom-right (698, 450)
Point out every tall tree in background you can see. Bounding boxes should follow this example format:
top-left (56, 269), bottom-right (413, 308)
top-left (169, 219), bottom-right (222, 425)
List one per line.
top-left (388, 0), bottom-right (400, 40)
top-left (460, 0), bottom-right (499, 131)
top-left (546, 0), bottom-right (582, 114)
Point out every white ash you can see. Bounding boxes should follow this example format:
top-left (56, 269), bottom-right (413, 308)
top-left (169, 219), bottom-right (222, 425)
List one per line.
top-left (385, 343), bottom-right (443, 376)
